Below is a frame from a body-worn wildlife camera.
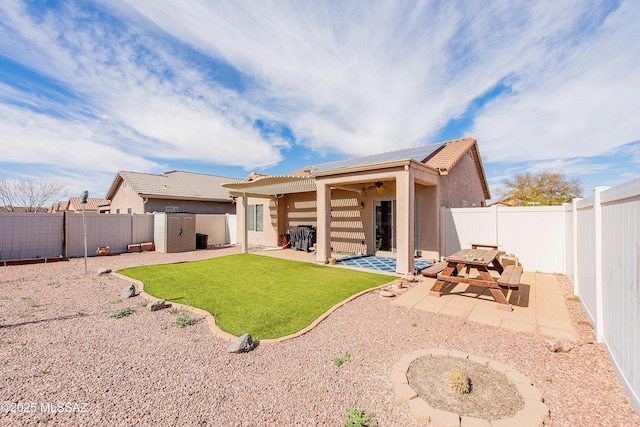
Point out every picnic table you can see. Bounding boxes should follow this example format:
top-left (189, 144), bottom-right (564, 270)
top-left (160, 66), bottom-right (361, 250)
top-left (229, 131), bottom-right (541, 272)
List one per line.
top-left (428, 249), bottom-right (522, 311)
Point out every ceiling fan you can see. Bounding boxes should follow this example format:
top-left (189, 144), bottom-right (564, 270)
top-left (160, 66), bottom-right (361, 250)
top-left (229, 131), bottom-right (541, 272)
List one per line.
top-left (363, 181), bottom-right (385, 194)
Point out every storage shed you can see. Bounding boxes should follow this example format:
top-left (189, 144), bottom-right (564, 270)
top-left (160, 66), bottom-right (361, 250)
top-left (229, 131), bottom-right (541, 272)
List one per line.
top-left (154, 213), bottom-right (196, 253)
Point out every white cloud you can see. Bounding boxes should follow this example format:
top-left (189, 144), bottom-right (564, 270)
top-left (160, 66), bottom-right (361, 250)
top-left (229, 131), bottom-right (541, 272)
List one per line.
top-left (0, 103), bottom-right (158, 172)
top-left (1, 0), bottom-right (638, 181)
top-left (471, 1), bottom-right (640, 163)
top-left (0, 1), bottom-right (285, 171)
top-left (113, 0), bottom-right (639, 163)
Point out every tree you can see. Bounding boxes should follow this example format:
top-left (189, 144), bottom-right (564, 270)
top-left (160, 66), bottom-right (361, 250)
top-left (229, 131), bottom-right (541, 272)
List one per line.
top-left (0, 178), bottom-right (67, 212)
top-left (498, 172), bottom-right (582, 206)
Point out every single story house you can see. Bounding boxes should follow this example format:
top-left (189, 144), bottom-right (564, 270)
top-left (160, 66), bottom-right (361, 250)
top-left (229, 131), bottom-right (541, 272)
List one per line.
top-left (222, 137), bottom-right (490, 275)
top-left (106, 170), bottom-right (240, 214)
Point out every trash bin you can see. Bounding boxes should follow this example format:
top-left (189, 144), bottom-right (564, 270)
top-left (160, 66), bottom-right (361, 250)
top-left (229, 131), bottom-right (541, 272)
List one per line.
top-left (196, 233), bottom-right (208, 249)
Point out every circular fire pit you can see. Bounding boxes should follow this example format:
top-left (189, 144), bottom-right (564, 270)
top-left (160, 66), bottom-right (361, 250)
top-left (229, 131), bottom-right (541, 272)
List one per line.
top-left (392, 349), bottom-right (549, 426)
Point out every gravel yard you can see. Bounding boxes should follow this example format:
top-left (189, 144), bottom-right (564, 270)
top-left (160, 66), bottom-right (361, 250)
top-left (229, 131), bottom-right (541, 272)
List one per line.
top-left (1, 247), bottom-right (638, 426)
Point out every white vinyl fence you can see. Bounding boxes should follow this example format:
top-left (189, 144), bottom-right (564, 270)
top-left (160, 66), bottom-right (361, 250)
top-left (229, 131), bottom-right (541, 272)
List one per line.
top-left (442, 177), bottom-right (640, 412)
top-left (441, 205), bottom-right (566, 273)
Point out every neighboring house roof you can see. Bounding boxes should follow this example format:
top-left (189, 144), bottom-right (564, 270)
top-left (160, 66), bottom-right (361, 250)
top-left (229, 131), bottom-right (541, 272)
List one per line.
top-left (67, 197), bottom-right (111, 212)
top-left (0, 206), bottom-right (50, 213)
top-left (243, 172), bottom-right (269, 182)
top-left (50, 201), bottom-right (67, 212)
top-left (487, 198), bottom-right (515, 207)
top-left (106, 170), bottom-right (240, 202)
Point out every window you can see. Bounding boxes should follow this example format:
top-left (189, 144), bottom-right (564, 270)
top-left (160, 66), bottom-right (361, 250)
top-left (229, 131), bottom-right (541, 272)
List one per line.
top-left (248, 204), bottom-right (264, 232)
top-left (116, 208), bottom-right (120, 214)
top-left (127, 207), bottom-right (132, 214)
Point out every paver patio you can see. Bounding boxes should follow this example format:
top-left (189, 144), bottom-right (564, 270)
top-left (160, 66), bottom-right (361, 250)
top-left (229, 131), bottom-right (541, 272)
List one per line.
top-left (256, 248), bottom-right (578, 341)
top-left (393, 271), bottom-right (578, 340)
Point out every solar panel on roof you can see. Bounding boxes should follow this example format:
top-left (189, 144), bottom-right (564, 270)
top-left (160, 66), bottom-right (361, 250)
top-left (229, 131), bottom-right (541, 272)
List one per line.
top-left (309, 142), bottom-right (445, 174)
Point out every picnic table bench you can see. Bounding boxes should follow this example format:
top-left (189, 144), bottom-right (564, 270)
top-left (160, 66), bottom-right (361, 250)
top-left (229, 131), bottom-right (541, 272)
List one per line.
top-left (497, 264), bottom-right (523, 289)
top-left (421, 260), bottom-right (448, 278)
top-left (428, 249), bottom-right (520, 311)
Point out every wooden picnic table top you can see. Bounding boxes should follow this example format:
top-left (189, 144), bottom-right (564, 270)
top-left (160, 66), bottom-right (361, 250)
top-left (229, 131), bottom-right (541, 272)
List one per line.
top-left (444, 248), bottom-right (500, 267)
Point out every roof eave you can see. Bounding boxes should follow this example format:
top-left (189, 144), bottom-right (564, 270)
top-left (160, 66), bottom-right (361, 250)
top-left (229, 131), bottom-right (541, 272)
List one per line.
top-left (139, 194), bottom-right (232, 202)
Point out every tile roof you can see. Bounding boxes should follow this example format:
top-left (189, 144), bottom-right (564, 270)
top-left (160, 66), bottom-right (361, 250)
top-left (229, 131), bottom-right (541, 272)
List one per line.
top-left (67, 197), bottom-right (111, 212)
top-left (106, 170), bottom-right (240, 201)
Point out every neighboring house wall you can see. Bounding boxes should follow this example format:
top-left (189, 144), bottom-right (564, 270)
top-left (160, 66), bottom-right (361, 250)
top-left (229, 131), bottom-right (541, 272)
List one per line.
top-left (145, 199), bottom-right (234, 214)
top-left (439, 150), bottom-right (486, 208)
top-left (109, 182), bottom-right (145, 214)
top-left (109, 181), bottom-right (235, 214)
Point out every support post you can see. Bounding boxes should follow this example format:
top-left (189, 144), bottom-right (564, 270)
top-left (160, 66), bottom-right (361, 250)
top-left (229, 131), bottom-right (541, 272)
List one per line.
top-left (316, 182), bottom-right (331, 264)
top-left (395, 167), bottom-right (415, 275)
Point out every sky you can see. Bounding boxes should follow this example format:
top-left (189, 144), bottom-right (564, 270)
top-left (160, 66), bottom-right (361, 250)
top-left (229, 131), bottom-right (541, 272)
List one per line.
top-left (1, 0), bottom-right (639, 203)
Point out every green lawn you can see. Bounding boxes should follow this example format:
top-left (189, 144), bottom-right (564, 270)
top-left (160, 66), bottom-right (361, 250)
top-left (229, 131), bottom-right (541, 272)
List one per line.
top-left (118, 253), bottom-right (392, 339)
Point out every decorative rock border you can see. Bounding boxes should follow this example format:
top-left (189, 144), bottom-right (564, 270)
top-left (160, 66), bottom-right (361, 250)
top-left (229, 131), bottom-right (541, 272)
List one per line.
top-left (392, 349), bottom-right (550, 427)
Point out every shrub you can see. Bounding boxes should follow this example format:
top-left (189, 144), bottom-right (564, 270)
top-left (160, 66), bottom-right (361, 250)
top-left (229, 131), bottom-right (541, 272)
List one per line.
top-left (449, 366), bottom-right (471, 394)
top-left (332, 351), bottom-right (351, 367)
top-left (110, 307), bottom-right (135, 319)
top-left (344, 407), bottom-right (378, 427)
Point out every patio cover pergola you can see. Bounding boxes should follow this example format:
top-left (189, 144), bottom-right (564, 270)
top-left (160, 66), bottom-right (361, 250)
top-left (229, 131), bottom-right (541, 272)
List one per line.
top-left (222, 163), bottom-right (440, 275)
top-left (222, 176), bottom-right (316, 253)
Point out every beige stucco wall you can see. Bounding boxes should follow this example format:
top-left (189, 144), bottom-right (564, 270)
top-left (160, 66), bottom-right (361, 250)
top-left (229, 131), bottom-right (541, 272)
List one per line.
top-left (236, 195), bottom-right (279, 248)
top-left (415, 184), bottom-right (439, 259)
top-left (438, 150), bottom-right (487, 208)
top-left (109, 182), bottom-right (145, 214)
top-left (145, 199), bottom-right (235, 215)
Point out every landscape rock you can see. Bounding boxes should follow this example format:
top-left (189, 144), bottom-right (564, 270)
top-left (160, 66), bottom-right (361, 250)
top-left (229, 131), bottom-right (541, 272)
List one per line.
top-left (227, 333), bottom-right (254, 353)
top-left (98, 268), bottom-right (112, 275)
top-left (149, 300), bottom-right (166, 312)
top-left (121, 284), bottom-right (136, 299)
top-left (546, 337), bottom-right (574, 352)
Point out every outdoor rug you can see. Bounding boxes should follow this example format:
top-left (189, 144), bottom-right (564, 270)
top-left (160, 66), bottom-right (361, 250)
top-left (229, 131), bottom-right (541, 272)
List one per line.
top-left (336, 255), bottom-right (433, 273)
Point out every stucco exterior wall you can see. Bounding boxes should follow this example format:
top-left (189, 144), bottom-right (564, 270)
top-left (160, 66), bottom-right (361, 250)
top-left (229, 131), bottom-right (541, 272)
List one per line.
top-left (109, 180), bottom-right (234, 215)
top-left (439, 150), bottom-right (487, 208)
top-left (415, 184), bottom-right (440, 259)
top-left (236, 196), bottom-right (279, 248)
top-left (145, 199), bottom-right (235, 214)
top-left (109, 182), bottom-right (145, 214)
